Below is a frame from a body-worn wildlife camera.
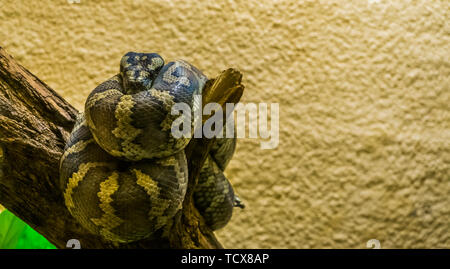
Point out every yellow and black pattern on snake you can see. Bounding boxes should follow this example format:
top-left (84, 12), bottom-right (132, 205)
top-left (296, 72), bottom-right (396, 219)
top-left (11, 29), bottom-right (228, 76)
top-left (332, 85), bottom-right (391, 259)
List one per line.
top-left (194, 126), bottom-right (245, 230)
top-left (84, 52), bottom-right (206, 161)
top-left (60, 114), bottom-right (187, 242)
top-left (60, 52), bottom-right (242, 243)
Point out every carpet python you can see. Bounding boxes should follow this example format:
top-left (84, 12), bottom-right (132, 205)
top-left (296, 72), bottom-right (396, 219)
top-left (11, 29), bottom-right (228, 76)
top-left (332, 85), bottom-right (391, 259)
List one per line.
top-left (59, 52), bottom-right (243, 243)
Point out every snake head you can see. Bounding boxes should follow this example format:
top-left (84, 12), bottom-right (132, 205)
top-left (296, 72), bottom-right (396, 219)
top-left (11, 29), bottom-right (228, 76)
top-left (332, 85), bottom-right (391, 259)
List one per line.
top-left (120, 52), bottom-right (164, 94)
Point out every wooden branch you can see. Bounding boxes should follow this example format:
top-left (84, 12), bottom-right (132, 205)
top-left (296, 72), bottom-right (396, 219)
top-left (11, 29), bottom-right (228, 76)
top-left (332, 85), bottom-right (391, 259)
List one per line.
top-left (0, 46), bottom-right (243, 249)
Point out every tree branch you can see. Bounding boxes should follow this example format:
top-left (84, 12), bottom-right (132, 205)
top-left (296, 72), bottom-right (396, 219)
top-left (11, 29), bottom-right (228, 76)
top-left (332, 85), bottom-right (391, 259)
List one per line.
top-left (0, 46), bottom-right (243, 249)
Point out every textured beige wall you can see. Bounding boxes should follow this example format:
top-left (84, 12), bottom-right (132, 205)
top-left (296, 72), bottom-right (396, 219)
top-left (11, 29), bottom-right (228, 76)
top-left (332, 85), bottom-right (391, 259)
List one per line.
top-left (1, 0), bottom-right (449, 248)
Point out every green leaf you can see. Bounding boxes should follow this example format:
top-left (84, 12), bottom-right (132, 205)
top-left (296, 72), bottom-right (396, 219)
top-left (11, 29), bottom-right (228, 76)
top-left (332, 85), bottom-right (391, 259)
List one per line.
top-left (0, 210), bottom-right (56, 249)
top-left (0, 210), bottom-right (27, 249)
top-left (15, 225), bottom-right (56, 249)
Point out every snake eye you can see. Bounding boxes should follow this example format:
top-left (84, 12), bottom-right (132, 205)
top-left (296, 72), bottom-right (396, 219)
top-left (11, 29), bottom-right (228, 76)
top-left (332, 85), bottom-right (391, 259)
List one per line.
top-left (120, 52), bottom-right (165, 94)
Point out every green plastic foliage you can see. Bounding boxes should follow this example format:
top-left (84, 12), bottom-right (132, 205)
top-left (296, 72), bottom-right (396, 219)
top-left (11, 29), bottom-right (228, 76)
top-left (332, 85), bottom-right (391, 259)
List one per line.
top-left (0, 210), bottom-right (26, 248)
top-left (0, 210), bottom-right (56, 249)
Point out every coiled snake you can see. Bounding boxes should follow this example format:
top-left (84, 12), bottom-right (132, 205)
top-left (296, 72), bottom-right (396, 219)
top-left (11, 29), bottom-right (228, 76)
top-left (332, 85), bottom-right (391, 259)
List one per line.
top-left (59, 52), bottom-right (243, 243)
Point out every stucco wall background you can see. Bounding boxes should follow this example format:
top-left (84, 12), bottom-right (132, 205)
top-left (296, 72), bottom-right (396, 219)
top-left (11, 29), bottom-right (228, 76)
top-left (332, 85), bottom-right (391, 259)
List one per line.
top-left (0, 0), bottom-right (448, 248)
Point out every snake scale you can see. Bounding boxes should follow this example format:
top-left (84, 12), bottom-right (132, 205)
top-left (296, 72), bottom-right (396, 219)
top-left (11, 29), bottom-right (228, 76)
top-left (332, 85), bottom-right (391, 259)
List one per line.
top-left (59, 52), bottom-right (243, 243)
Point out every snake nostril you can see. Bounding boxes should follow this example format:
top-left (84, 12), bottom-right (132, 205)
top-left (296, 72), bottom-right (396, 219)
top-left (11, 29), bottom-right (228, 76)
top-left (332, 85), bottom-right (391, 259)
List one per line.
top-left (122, 69), bottom-right (154, 94)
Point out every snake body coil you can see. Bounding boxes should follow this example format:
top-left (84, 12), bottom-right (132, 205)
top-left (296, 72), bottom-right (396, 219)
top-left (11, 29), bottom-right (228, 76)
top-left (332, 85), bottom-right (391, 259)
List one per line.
top-left (59, 52), bottom-right (241, 243)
